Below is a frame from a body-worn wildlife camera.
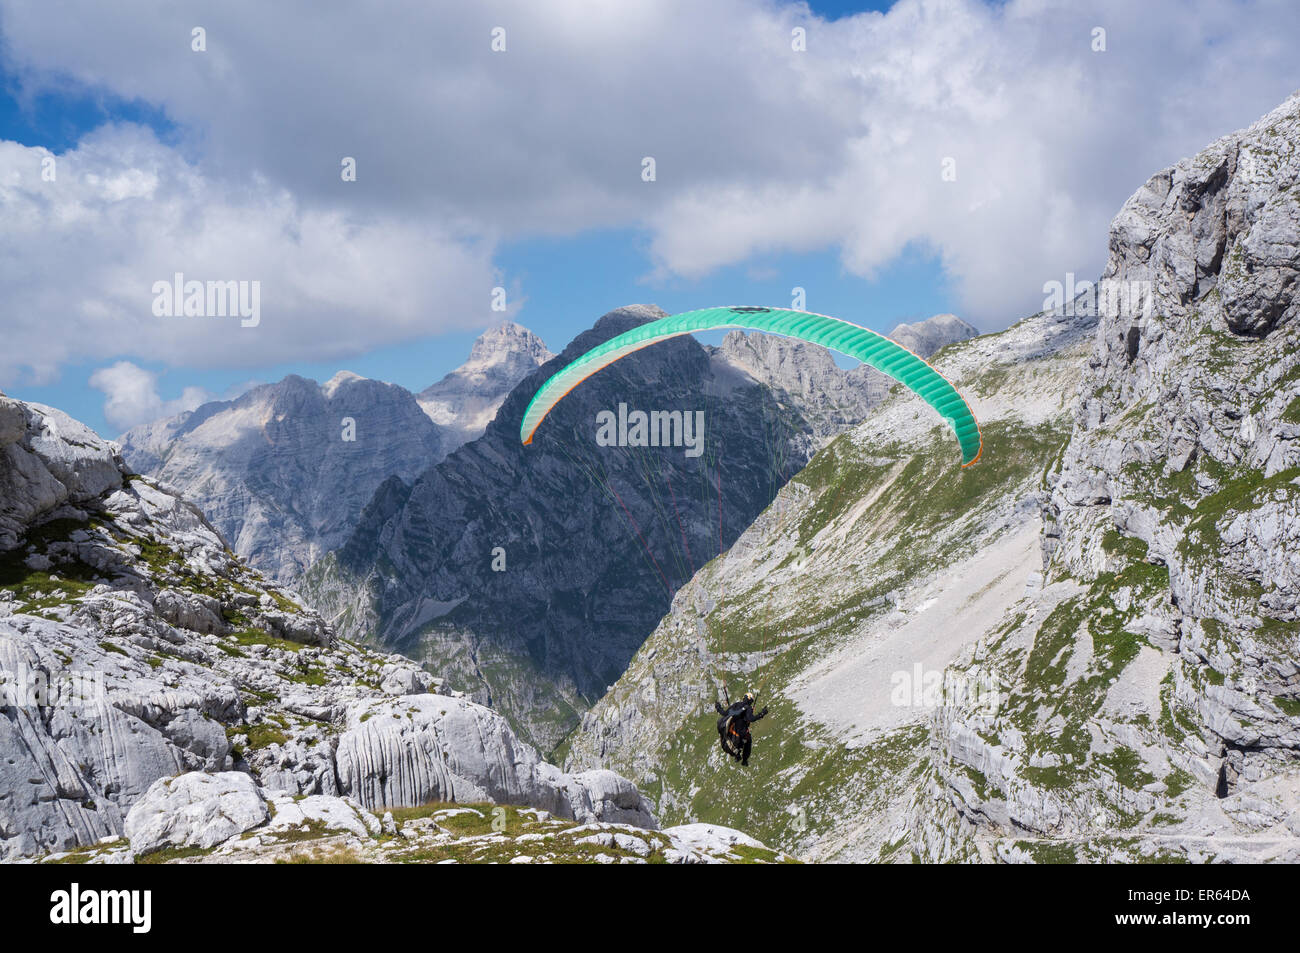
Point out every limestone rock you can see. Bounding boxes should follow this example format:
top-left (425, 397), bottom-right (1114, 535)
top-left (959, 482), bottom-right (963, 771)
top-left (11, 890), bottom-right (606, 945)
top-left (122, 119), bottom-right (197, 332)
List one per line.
top-left (124, 771), bottom-right (269, 854)
top-left (334, 694), bottom-right (657, 827)
top-left (154, 588), bottom-right (227, 635)
top-left (264, 793), bottom-right (378, 840)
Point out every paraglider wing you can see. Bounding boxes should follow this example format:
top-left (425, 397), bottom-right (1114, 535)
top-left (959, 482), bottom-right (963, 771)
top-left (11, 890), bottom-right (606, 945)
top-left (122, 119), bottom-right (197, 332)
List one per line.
top-left (519, 306), bottom-right (982, 466)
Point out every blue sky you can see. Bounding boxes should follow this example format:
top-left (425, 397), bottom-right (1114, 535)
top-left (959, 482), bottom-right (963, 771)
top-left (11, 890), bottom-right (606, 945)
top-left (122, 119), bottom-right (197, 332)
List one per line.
top-left (10, 239), bottom-right (956, 436)
top-left (2, 0), bottom-right (1297, 437)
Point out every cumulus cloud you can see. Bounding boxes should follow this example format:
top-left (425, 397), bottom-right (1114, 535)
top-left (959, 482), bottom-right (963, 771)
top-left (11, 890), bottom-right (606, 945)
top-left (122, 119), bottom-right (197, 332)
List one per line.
top-left (89, 361), bottom-right (212, 432)
top-left (643, 0), bottom-right (1300, 323)
top-left (0, 125), bottom-right (504, 384)
top-left (0, 0), bottom-right (1298, 388)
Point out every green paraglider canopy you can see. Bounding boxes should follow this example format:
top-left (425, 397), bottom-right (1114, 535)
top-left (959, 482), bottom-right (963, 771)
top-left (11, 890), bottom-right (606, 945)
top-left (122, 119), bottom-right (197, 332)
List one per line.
top-left (520, 306), bottom-right (982, 466)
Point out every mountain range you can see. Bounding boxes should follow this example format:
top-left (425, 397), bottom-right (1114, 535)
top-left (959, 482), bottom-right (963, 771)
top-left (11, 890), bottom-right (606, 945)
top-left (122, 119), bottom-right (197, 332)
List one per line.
top-left (5, 90), bottom-right (1296, 864)
top-left (117, 304), bottom-right (972, 751)
top-left (119, 323), bottom-right (553, 582)
top-left (302, 308), bottom-right (977, 751)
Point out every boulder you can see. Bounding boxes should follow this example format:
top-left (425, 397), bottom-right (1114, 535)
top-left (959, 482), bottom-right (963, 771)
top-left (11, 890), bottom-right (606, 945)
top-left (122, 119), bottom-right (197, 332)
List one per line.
top-left (124, 771), bottom-right (269, 854)
top-left (154, 588), bottom-right (227, 635)
top-left (335, 694), bottom-right (657, 828)
top-left (265, 793), bottom-right (378, 839)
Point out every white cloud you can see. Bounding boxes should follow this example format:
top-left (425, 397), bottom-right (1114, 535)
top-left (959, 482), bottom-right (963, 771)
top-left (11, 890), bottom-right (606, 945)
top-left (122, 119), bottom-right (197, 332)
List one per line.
top-left (644, 0), bottom-right (1300, 324)
top-left (0, 0), bottom-right (1297, 386)
top-left (0, 126), bottom-right (504, 384)
top-left (89, 360), bottom-right (212, 431)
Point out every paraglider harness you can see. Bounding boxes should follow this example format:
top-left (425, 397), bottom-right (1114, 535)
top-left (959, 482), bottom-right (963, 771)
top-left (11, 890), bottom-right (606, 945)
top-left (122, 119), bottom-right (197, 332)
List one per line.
top-left (714, 688), bottom-right (767, 765)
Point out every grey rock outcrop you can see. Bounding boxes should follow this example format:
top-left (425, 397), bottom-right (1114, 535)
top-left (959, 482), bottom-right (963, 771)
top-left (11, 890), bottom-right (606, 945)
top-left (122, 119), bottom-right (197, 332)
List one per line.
top-left (334, 694), bottom-right (654, 826)
top-left (0, 394), bottom-right (664, 861)
top-left (124, 771), bottom-right (270, 854)
top-left (1, 398), bottom-right (123, 550)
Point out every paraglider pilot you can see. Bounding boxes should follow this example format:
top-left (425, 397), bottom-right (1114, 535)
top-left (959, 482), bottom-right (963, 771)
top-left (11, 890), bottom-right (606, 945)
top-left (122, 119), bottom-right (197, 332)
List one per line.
top-left (715, 692), bottom-right (768, 766)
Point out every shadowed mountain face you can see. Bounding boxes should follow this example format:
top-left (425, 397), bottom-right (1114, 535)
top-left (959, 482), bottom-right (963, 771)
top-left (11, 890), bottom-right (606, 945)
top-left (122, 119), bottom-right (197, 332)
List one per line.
top-left (304, 305), bottom-right (823, 749)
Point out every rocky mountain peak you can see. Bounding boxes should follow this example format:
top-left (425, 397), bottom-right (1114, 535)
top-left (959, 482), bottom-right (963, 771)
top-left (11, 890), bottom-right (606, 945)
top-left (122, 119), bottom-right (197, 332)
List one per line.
top-left (119, 374), bottom-right (449, 583)
top-left (417, 321), bottom-right (554, 438)
top-left (321, 369), bottom-right (365, 398)
top-left (1082, 89), bottom-right (1300, 428)
top-left (588, 304), bottom-right (665, 337)
top-left (887, 313), bottom-right (980, 358)
top-left (466, 321), bottom-right (552, 367)
top-left (116, 323), bottom-right (553, 588)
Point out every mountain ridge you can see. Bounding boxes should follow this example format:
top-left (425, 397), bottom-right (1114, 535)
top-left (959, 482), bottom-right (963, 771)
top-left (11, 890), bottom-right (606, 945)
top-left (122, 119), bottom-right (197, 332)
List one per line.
top-left (118, 323), bottom-right (553, 584)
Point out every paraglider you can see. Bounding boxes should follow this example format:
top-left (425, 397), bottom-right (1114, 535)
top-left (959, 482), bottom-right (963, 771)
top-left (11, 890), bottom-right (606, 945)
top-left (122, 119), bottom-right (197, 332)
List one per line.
top-left (519, 306), bottom-right (982, 771)
top-left (715, 691), bottom-right (767, 766)
top-left (520, 306), bottom-right (982, 467)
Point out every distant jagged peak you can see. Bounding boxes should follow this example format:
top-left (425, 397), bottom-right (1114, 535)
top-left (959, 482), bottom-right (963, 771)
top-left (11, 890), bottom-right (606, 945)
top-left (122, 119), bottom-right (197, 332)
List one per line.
top-left (887, 313), bottom-right (979, 358)
top-left (706, 311), bottom-right (977, 440)
top-left (420, 320), bottom-right (552, 397)
top-left (417, 321), bottom-right (553, 436)
top-left (464, 320), bottom-right (553, 368)
top-left (321, 369), bottom-right (365, 398)
top-left (709, 310), bottom-right (977, 366)
top-left (716, 327), bottom-right (838, 368)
